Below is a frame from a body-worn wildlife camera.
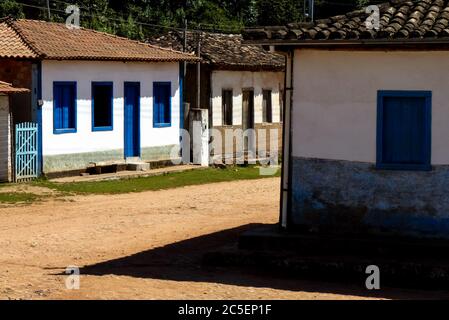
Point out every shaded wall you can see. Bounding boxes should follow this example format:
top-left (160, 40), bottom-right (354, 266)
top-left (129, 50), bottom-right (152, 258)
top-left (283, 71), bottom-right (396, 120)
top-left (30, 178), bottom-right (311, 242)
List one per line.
top-left (0, 95), bottom-right (11, 182)
top-left (0, 58), bottom-right (33, 123)
top-left (290, 48), bottom-right (449, 238)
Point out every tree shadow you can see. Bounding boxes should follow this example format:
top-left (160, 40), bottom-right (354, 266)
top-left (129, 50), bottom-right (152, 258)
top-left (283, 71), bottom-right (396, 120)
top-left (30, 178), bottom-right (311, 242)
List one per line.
top-left (77, 223), bottom-right (449, 300)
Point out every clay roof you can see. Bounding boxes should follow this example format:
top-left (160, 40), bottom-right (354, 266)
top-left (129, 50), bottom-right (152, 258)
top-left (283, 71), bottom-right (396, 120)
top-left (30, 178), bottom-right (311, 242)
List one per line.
top-left (0, 20), bottom-right (37, 58)
top-left (243, 0), bottom-right (449, 45)
top-left (0, 81), bottom-right (29, 94)
top-left (149, 31), bottom-right (285, 71)
top-left (0, 18), bottom-right (198, 62)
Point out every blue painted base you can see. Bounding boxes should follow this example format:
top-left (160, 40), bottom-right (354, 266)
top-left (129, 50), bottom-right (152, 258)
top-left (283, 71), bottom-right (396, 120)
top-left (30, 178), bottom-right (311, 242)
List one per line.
top-left (290, 157), bottom-right (449, 239)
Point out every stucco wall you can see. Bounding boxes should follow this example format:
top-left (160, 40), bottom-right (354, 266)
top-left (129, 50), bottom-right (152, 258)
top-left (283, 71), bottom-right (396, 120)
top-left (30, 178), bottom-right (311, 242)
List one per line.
top-left (0, 95), bottom-right (11, 182)
top-left (211, 70), bottom-right (284, 127)
top-left (290, 49), bottom-right (449, 238)
top-left (293, 49), bottom-right (449, 165)
top-left (41, 60), bottom-right (180, 171)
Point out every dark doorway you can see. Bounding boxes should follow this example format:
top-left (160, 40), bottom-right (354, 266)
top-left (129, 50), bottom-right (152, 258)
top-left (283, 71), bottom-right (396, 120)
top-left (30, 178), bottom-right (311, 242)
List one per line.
top-left (242, 89), bottom-right (255, 153)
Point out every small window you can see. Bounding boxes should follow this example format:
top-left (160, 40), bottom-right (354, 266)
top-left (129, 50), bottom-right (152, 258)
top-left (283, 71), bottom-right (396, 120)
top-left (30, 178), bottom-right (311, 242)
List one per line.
top-left (262, 89), bottom-right (273, 123)
top-left (92, 82), bottom-right (113, 131)
top-left (222, 89), bottom-right (233, 126)
top-left (53, 82), bottom-right (76, 134)
top-left (377, 91), bottom-right (431, 171)
top-left (153, 82), bottom-right (171, 128)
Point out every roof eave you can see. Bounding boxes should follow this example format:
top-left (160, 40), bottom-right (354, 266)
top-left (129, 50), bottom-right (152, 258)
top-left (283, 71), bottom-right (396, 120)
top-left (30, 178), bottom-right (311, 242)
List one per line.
top-left (244, 38), bottom-right (449, 48)
top-left (43, 56), bottom-right (200, 62)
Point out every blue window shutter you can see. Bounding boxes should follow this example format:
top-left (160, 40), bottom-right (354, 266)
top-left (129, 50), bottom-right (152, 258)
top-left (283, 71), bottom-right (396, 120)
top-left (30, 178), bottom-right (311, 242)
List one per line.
top-left (377, 91), bottom-right (431, 171)
top-left (62, 85), bottom-right (70, 129)
top-left (53, 82), bottom-right (76, 133)
top-left (153, 82), bottom-right (171, 127)
top-left (54, 85), bottom-right (62, 129)
top-left (163, 84), bottom-right (171, 123)
top-left (154, 84), bottom-right (160, 125)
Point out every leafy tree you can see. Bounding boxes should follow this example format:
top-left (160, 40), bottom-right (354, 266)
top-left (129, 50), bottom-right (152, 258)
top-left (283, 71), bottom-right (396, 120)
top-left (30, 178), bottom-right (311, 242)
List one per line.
top-left (0, 0), bottom-right (24, 19)
top-left (1, 0), bottom-right (374, 39)
top-left (256, 0), bottom-right (302, 26)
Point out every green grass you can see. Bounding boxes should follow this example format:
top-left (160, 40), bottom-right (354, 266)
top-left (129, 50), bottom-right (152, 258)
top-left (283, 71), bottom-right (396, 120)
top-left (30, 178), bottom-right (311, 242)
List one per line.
top-left (0, 192), bottom-right (40, 204)
top-left (37, 166), bottom-right (280, 195)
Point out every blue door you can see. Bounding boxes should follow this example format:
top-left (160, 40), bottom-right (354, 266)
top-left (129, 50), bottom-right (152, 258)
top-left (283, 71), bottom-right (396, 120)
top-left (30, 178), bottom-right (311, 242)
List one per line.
top-left (124, 82), bottom-right (140, 158)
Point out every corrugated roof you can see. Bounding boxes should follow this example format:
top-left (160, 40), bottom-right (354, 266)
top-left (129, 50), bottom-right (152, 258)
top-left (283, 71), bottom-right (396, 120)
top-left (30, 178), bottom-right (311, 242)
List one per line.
top-left (0, 81), bottom-right (29, 94)
top-left (243, 0), bottom-right (449, 44)
top-left (0, 18), bottom-right (198, 62)
top-left (150, 31), bottom-right (285, 71)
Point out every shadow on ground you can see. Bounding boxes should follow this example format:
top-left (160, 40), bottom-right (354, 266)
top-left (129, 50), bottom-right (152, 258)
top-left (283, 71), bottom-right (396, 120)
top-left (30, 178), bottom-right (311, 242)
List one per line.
top-left (77, 223), bottom-right (448, 300)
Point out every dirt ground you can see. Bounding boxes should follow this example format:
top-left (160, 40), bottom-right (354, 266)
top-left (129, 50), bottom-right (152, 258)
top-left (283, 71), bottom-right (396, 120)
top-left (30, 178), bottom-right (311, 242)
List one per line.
top-left (0, 177), bottom-right (447, 300)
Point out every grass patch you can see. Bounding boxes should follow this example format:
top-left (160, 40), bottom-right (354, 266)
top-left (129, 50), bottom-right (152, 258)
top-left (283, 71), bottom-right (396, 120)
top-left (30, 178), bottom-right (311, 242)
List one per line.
top-left (37, 166), bottom-right (280, 195)
top-left (0, 192), bottom-right (40, 204)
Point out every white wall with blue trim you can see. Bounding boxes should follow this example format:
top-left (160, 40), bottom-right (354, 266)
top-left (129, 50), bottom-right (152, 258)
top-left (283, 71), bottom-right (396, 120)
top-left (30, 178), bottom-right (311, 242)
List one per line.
top-left (288, 48), bottom-right (449, 238)
top-left (40, 60), bottom-right (180, 172)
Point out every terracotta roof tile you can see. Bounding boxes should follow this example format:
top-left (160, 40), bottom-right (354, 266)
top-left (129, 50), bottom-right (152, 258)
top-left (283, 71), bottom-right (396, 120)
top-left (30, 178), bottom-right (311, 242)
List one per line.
top-left (243, 0), bottom-right (449, 44)
top-left (0, 21), bottom-right (37, 58)
top-left (0, 18), bottom-right (198, 62)
top-left (0, 81), bottom-right (29, 94)
top-left (149, 31), bottom-right (285, 71)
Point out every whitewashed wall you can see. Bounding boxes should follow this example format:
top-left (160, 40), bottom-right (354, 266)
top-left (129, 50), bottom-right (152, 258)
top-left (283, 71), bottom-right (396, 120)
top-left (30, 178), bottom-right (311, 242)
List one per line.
top-left (0, 95), bottom-right (11, 182)
top-left (211, 70), bottom-right (284, 126)
top-left (41, 60), bottom-right (180, 157)
top-left (293, 49), bottom-right (449, 165)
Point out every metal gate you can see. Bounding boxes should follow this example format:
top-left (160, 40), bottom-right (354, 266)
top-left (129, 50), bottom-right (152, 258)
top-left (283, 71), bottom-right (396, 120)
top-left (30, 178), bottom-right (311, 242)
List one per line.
top-left (15, 122), bottom-right (39, 182)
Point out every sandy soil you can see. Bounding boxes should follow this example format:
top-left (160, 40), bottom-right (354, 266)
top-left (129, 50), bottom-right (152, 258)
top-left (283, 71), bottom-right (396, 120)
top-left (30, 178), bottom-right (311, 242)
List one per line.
top-left (0, 177), bottom-right (447, 300)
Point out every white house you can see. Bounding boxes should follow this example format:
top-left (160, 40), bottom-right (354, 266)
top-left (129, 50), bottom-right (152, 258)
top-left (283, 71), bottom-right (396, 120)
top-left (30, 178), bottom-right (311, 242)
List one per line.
top-left (0, 18), bottom-right (197, 176)
top-left (244, 0), bottom-right (449, 239)
top-left (151, 32), bottom-right (285, 159)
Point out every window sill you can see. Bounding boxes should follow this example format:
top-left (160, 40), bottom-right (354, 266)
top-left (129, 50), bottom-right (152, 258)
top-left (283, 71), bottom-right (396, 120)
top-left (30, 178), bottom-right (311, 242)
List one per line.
top-left (376, 163), bottom-right (432, 172)
top-left (54, 128), bottom-right (76, 134)
top-left (92, 126), bottom-right (113, 132)
top-left (154, 123), bottom-right (171, 128)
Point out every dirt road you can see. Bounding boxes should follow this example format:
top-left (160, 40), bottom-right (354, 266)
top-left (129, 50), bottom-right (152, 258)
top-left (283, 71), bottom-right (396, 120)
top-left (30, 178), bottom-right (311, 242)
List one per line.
top-left (0, 178), bottom-right (446, 300)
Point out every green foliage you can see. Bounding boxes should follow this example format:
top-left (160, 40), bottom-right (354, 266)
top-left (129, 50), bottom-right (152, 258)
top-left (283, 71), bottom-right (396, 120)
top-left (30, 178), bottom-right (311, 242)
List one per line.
top-left (0, 192), bottom-right (39, 204)
top-left (256, 0), bottom-right (302, 26)
top-left (0, 0), bottom-right (24, 19)
top-left (2, 0), bottom-right (365, 37)
top-left (39, 166), bottom-right (281, 195)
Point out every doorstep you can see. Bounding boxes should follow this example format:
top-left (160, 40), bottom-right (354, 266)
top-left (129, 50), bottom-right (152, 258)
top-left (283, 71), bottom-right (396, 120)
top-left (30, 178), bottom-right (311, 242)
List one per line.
top-left (49, 164), bottom-right (205, 183)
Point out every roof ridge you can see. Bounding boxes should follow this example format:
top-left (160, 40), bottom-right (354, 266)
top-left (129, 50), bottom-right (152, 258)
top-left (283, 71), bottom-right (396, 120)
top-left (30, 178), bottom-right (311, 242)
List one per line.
top-left (14, 18), bottom-right (196, 59)
top-left (321, 0), bottom-right (395, 24)
top-left (86, 27), bottom-right (196, 57)
top-left (8, 18), bottom-right (43, 57)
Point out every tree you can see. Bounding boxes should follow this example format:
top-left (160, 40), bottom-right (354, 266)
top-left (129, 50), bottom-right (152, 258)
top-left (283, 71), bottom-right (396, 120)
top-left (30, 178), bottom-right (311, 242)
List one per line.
top-left (256, 0), bottom-right (302, 26)
top-left (0, 0), bottom-right (24, 19)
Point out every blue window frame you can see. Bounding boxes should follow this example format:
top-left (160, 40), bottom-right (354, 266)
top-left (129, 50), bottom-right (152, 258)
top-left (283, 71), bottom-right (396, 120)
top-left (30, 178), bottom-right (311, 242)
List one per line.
top-left (153, 82), bottom-right (171, 128)
top-left (53, 82), bottom-right (76, 134)
top-left (377, 90), bottom-right (432, 171)
top-left (92, 82), bottom-right (113, 131)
